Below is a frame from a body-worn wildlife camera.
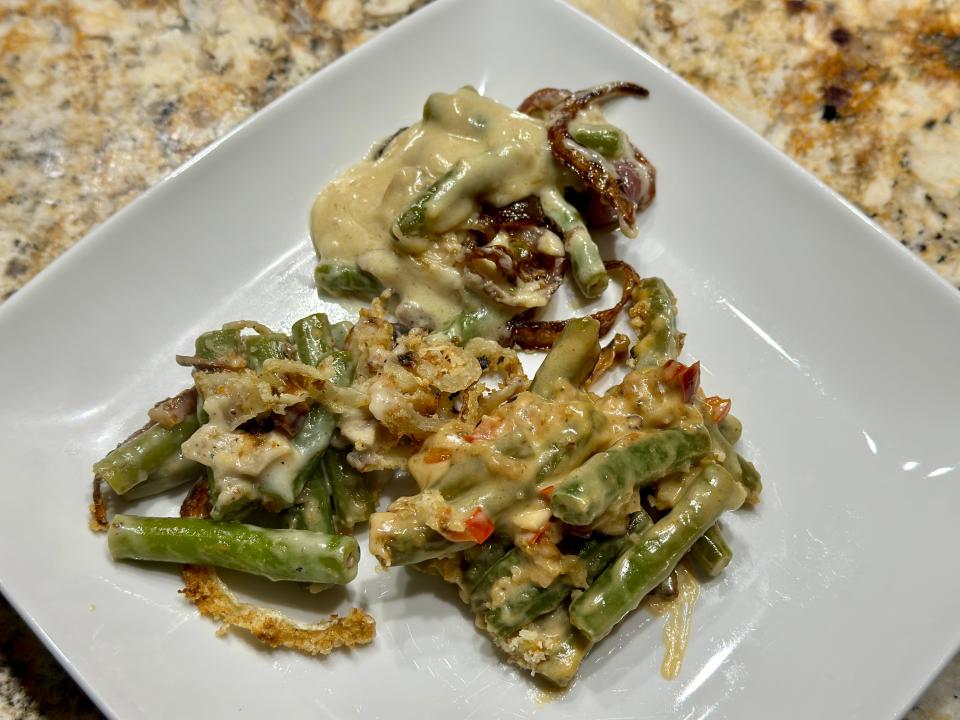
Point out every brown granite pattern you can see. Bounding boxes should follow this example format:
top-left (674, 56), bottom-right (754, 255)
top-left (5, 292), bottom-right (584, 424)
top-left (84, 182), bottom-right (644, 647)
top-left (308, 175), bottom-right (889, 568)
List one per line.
top-left (0, 0), bottom-right (957, 718)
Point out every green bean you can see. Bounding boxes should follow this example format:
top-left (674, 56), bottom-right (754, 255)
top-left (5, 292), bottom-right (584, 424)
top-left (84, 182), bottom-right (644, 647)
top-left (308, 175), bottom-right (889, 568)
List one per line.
top-left (370, 393), bottom-right (606, 567)
top-left (718, 413), bottom-right (743, 445)
top-left (94, 415), bottom-right (201, 495)
top-left (194, 328), bottom-right (245, 424)
top-left (738, 454), bottom-right (762, 504)
top-left (469, 546), bottom-right (523, 612)
top-left (461, 541), bottom-right (511, 593)
top-left (550, 426), bottom-right (711, 526)
top-left (325, 450), bottom-right (375, 532)
top-left (122, 451), bottom-right (204, 501)
top-left (423, 89), bottom-right (487, 137)
top-left (329, 321), bottom-right (353, 350)
top-left (292, 313), bottom-right (333, 366)
top-left (539, 187), bottom-right (608, 298)
top-left (484, 511), bottom-right (653, 636)
top-left (505, 606), bottom-right (591, 688)
top-left (530, 316), bottom-right (601, 398)
top-left (392, 165), bottom-right (460, 252)
top-left (108, 514), bottom-right (360, 584)
top-left (630, 277), bottom-right (679, 367)
top-left (444, 302), bottom-right (508, 344)
top-left (571, 124), bottom-right (621, 157)
top-left (285, 461), bottom-right (335, 534)
top-left (369, 512), bottom-right (471, 566)
top-left (315, 261), bottom-right (383, 300)
top-left (194, 328), bottom-right (243, 362)
top-left (243, 333), bottom-right (291, 372)
top-left (261, 351), bottom-right (355, 510)
top-left (393, 148), bottom-right (523, 251)
top-left (690, 524), bottom-right (733, 577)
top-left (569, 464), bottom-right (743, 642)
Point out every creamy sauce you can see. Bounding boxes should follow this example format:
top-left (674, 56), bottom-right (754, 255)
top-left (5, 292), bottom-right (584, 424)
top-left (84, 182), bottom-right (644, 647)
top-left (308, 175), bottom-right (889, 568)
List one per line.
top-left (310, 88), bottom-right (559, 329)
top-left (645, 563), bottom-right (701, 679)
top-left (407, 389), bottom-right (611, 537)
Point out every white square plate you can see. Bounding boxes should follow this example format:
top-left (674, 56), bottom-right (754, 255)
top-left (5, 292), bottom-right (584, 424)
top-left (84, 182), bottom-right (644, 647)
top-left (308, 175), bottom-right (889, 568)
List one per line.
top-left (1, 0), bottom-right (958, 717)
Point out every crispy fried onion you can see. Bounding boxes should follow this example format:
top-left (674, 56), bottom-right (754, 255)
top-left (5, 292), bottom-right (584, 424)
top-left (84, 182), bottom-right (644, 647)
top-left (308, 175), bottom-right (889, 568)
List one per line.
top-left (89, 478), bottom-right (108, 532)
top-left (457, 338), bottom-right (528, 425)
top-left (463, 198), bottom-right (565, 308)
top-left (340, 329), bottom-right (527, 470)
top-left (518, 87), bottom-right (572, 118)
top-left (585, 333), bottom-right (631, 387)
top-left (506, 260), bottom-right (640, 350)
top-left (544, 82), bottom-right (655, 235)
top-left (178, 480), bottom-right (375, 655)
top-left (464, 228), bottom-right (565, 308)
top-left (148, 388), bottom-right (198, 429)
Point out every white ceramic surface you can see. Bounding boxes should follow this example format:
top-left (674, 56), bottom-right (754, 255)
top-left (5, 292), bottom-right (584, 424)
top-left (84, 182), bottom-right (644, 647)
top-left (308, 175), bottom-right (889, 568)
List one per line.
top-left (1, 0), bottom-right (958, 717)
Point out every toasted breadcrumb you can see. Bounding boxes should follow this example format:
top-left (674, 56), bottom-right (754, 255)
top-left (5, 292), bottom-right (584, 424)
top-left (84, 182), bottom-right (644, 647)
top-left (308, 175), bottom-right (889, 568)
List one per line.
top-left (180, 564), bottom-right (375, 655)
top-left (177, 478), bottom-right (376, 655)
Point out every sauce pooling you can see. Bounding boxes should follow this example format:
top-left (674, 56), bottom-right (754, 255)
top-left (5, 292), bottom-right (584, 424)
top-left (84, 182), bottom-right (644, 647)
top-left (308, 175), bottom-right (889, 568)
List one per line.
top-left (310, 87), bottom-right (558, 329)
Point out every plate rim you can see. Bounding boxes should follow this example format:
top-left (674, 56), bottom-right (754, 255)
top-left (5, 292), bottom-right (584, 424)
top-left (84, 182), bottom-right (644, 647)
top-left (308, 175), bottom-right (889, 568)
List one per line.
top-left (1, 0), bottom-right (958, 717)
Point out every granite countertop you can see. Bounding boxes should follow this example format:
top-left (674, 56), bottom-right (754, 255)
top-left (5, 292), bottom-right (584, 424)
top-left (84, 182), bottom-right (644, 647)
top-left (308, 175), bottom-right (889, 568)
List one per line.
top-left (0, 0), bottom-right (957, 717)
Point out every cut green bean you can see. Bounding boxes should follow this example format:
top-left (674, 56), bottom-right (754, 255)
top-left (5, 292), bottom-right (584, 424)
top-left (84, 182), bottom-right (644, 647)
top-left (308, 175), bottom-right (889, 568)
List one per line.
top-left (325, 450), bottom-right (375, 531)
top-left (444, 302), bottom-right (508, 344)
top-left (392, 165), bottom-right (460, 252)
top-left (108, 514), bottom-right (359, 584)
top-left (292, 313), bottom-right (333, 366)
top-left (485, 510), bottom-right (653, 636)
top-left (500, 606), bottom-right (591, 688)
top-left (261, 351), bottom-right (355, 511)
top-left (329, 321), bottom-right (353, 350)
top-left (285, 461), bottom-right (335, 534)
top-left (461, 541), bottom-right (511, 593)
top-left (718, 413), bottom-right (743, 445)
top-left (369, 512), bottom-right (471, 566)
top-left (690, 524), bottom-right (733, 577)
top-left (540, 187), bottom-right (608, 298)
top-left (569, 464), bottom-right (742, 642)
top-left (121, 451), bottom-right (204, 501)
top-left (243, 333), bottom-right (290, 372)
top-left (530, 316), bottom-right (601, 399)
top-left (315, 262), bottom-right (383, 300)
top-left (550, 426), bottom-right (711, 526)
top-left (630, 277), bottom-right (679, 367)
top-left (194, 328), bottom-right (243, 362)
top-left (738, 454), bottom-right (762, 504)
top-left (94, 416), bottom-right (201, 495)
top-left (571, 124), bottom-right (621, 157)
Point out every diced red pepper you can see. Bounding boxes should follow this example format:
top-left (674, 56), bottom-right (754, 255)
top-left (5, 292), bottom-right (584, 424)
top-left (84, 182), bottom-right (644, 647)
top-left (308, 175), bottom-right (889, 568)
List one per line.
top-left (537, 485), bottom-right (556, 502)
top-left (661, 359), bottom-right (701, 403)
top-left (704, 396), bottom-right (732, 424)
top-left (444, 507), bottom-right (495, 544)
top-left (464, 415), bottom-right (503, 443)
top-left (464, 507), bottom-right (495, 543)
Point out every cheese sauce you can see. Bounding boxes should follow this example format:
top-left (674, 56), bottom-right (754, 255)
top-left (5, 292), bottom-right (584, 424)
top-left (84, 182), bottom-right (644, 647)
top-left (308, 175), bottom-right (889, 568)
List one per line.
top-left (309, 87), bottom-right (558, 329)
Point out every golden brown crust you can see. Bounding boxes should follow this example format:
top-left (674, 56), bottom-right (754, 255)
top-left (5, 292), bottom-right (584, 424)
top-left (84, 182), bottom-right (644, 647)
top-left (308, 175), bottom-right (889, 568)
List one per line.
top-left (88, 477), bottom-right (108, 532)
top-left (179, 565), bottom-right (375, 655)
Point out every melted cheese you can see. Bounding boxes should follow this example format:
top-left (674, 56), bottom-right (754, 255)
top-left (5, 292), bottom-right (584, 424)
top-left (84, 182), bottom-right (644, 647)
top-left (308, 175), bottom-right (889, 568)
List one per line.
top-left (310, 87), bottom-right (558, 329)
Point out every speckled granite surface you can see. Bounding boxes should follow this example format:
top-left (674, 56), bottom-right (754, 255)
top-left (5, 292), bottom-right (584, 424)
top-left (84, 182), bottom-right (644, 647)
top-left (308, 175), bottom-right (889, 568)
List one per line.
top-left (0, 1), bottom-right (957, 717)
